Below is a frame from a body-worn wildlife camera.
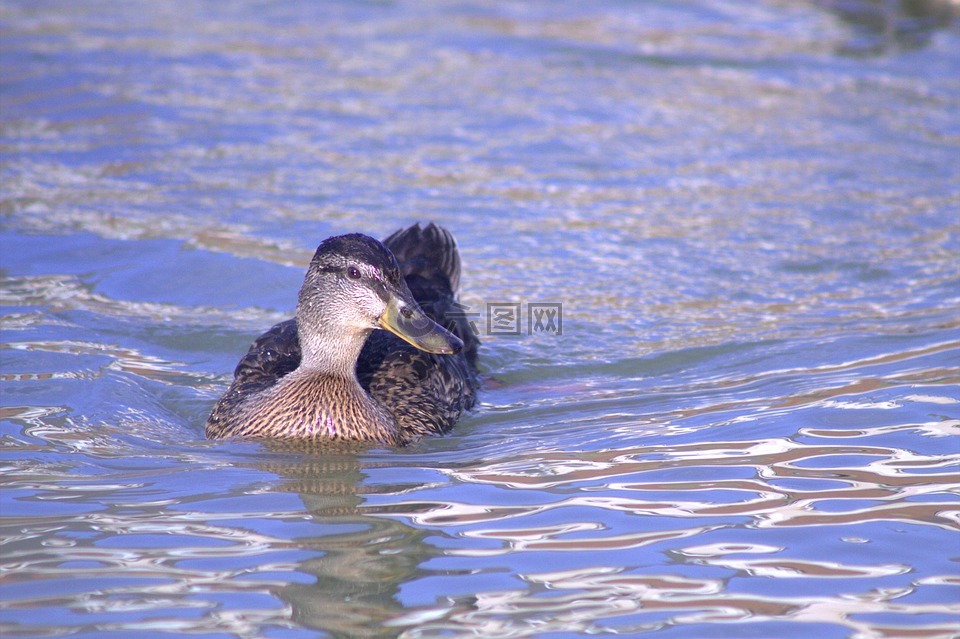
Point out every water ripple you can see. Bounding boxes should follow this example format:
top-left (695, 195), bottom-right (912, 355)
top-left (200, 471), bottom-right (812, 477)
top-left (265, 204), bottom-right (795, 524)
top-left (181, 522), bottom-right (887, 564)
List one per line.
top-left (393, 567), bottom-right (960, 639)
top-left (365, 438), bottom-right (960, 553)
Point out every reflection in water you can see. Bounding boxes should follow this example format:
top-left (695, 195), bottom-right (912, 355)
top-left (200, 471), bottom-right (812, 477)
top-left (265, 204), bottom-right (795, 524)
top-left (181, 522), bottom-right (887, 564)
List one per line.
top-left (255, 447), bottom-right (433, 639)
top-left (0, 437), bottom-right (429, 639)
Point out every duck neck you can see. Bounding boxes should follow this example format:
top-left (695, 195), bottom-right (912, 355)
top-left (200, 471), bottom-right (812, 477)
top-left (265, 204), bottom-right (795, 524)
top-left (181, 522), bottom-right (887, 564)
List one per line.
top-left (296, 316), bottom-right (369, 380)
top-left (294, 316), bottom-right (399, 437)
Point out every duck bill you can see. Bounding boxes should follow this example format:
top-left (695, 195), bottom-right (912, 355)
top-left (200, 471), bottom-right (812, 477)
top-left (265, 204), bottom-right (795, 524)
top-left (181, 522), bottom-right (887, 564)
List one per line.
top-left (378, 295), bottom-right (463, 355)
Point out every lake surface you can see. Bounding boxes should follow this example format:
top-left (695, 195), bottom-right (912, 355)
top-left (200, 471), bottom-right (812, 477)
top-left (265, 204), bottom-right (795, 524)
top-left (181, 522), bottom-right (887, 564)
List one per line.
top-left (2, 1), bottom-right (959, 638)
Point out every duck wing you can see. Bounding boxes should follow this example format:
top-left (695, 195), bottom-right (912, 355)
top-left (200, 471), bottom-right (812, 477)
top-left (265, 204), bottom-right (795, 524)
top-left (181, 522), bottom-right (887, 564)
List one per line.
top-left (231, 317), bottom-right (300, 392)
top-left (206, 317), bottom-right (300, 437)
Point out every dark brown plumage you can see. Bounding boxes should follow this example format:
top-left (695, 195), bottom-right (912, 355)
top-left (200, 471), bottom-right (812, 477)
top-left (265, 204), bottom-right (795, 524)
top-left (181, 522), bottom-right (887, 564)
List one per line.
top-left (205, 223), bottom-right (480, 446)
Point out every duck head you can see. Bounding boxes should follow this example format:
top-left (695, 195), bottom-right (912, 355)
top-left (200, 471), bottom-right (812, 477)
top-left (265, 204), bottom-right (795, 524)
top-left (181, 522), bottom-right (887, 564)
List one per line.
top-left (296, 233), bottom-right (462, 370)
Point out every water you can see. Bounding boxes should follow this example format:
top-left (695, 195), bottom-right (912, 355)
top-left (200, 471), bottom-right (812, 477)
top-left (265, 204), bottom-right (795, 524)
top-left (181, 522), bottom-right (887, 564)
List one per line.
top-left (2, 1), bottom-right (959, 637)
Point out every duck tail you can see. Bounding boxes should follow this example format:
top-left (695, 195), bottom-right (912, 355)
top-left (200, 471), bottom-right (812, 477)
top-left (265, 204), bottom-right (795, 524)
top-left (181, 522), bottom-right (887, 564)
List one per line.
top-left (383, 222), bottom-right (462, 294)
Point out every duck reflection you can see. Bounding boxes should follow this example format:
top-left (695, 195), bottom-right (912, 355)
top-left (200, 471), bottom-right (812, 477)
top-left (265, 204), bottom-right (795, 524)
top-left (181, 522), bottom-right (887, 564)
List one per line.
top-left (252, 441), bottom-right (436, 639)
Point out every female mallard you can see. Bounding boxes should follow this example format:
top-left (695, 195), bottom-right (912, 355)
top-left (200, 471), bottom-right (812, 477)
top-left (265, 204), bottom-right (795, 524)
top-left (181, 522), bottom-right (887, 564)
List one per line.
top-left (206, 223), bottom-right (479, 446)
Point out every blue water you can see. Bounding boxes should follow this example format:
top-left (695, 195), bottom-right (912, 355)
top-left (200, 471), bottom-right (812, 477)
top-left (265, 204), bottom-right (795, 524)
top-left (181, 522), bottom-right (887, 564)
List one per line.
top-left (2, 1), bottom-right (959, 638)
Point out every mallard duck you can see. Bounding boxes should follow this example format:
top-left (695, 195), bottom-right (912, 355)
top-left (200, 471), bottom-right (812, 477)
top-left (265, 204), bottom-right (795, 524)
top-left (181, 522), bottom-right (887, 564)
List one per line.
top-left (206, 223), bottom-right (480, 446)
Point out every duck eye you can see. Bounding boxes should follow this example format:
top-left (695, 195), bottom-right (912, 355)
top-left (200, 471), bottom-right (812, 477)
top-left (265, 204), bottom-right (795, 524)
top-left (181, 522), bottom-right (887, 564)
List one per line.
top-left (347, 267), bottom-right (361, 280)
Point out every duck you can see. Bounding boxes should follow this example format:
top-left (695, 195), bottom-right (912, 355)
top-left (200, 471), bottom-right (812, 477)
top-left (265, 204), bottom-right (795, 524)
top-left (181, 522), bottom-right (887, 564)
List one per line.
top-left (205, 222), bottom-right (480, 446)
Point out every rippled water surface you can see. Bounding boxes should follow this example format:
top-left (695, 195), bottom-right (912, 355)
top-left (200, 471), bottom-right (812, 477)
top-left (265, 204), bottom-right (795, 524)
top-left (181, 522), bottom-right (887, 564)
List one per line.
top-left (2, 1), bottom-right (959, 638)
